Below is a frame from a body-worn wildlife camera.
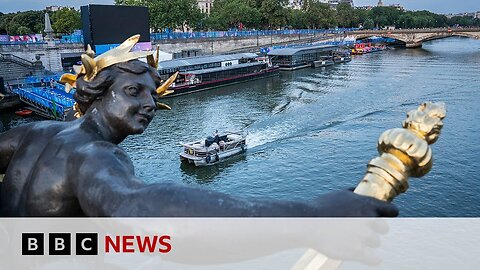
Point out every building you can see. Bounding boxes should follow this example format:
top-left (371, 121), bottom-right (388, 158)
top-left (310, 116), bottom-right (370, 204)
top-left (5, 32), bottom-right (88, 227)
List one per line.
top-left (389, 4), bottom-right (404, 11)
top-left (356, 6), bottom-right (375, 10)
top-left (446, 12), bottom-right (477, 19)
top-left (288, 0), bottom-right (304, 10)
top-left (45, 6), bottom-right (74, 12)
top-left (357, 1), bottom-right (404, 11)
top-left (198, 0), bottom-right (213, 15)
top-left (46, 6), bottom-right (61, 12)
top-left (327, 0), bottom-right (353, 9)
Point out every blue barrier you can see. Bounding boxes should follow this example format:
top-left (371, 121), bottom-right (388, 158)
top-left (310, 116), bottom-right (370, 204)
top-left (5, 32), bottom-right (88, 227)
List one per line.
top-left (150, 28), bottom-right (358, 41)
top-left (27, 87), bottom-right (75, 107)
top-left (24, 75), bottom-right (62, 84)
top-left (0, 28), bottom-right (360, 45)
top-left (13, 86), bottom-right (75, 118)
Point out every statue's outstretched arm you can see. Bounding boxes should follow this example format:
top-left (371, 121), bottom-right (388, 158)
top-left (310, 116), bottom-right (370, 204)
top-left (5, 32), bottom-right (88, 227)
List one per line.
top-left (70, 142), bottom-right (397, 217)
top-left (0, 124), bottom-right (31, 174)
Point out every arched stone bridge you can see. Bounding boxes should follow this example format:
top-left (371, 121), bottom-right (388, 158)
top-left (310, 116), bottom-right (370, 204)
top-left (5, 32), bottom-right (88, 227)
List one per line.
top-left (349, 28), bottom-right (480, 48)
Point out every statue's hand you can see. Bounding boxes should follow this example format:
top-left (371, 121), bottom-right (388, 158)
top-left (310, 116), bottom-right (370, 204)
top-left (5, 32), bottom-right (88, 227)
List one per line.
top-left (315, 190), bottom-right (399, 217)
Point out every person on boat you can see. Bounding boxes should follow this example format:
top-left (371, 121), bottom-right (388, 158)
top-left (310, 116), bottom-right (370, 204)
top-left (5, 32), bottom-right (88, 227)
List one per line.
top-left (0, 36), bottom-right (398, 217)
top-left (50, 78), bottom-right (56, 89)
top-left (4, 82), bottom-right (12, 94)
top-left (213, 129), bottom-right (220, 144)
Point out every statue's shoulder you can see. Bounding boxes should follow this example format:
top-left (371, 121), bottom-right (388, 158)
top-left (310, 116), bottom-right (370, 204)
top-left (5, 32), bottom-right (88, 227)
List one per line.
top-left (29, 120), bottom-right (69, 134)
top-left (2, 121), bottom-right (67, 143)
top-left (74, 141), bottom-right (132, 166)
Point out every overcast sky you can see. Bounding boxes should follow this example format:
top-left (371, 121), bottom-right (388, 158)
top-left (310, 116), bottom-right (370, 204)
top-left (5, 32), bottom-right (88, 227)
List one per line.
top-left (0, 0), bottom-right (479, 14)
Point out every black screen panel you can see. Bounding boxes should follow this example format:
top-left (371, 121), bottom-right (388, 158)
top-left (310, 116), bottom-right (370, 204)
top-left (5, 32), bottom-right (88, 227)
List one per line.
top-left (81, 5), bottom-right (149, 50)
top-left (0, 77), bottom-right (5, 94)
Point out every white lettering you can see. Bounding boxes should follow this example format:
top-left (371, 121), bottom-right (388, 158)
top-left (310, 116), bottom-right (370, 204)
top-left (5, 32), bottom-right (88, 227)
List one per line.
top-left (81, 238), bottom-right (92, 251)
top-left (55, 238), bottom-right (65, 250)
top-left (28, 238), bottom-right (38, 250)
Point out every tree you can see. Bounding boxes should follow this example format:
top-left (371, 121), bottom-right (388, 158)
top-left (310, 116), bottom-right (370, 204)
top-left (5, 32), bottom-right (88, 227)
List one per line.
top-left (398, 12), bottom-right (415, 28)
top-left (5, 11), bottom-right (43, 35)
top-left (288, 9), bottom-right (308, 29)
top-left (0, 12), bottom-right (8, 34)
top-left (259, 0), bottom-right (288, 29)
top-left (363, 18), bottom-right (374, 29)
top-left (368, 6), bottom-right (402, 28)
top-left (352, 8), bottom-right (368, 29)
top-left (448, 15), bottom-right (475, 27)
top-left (336, 3), bottom-right (354, 28)
top-left (16, 26), bottom-right (31, 35)
top-left (207, 0), bottom-right (262, 30)
top-left (51, 8), bottom-right (81, 34)
top-left (303, 0), bottom-right (336, 29)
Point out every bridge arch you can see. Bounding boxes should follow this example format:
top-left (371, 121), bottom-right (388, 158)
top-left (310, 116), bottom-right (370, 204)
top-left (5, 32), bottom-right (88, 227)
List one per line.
top-left (351, 29), bottom-right (480, 48)
top-left (354, 34), bottom-right (407, 44)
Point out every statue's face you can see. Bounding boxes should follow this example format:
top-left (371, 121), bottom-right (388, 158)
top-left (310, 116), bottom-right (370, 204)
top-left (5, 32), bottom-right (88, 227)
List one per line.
top-left (99, 71), bottom-right (157, 136)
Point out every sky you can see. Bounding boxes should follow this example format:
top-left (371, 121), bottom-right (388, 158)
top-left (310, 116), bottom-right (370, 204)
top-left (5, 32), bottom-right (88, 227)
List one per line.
top-left (0, 0), bottom-right (479, 14)
top-left (354, 0), bottom-right (480, 14)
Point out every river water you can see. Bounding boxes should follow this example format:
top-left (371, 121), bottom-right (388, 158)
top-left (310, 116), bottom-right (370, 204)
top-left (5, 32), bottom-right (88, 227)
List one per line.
top-left (2, 37), bottom-right (479, 216)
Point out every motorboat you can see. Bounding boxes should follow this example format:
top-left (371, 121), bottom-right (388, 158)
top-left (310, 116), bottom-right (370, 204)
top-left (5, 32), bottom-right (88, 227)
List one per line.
top-left (180, 131), bottom-right (247, 166)
top-left (313, 58), bottom-right (335, 68)
top-left (333, 54), bottom-right (352, 63)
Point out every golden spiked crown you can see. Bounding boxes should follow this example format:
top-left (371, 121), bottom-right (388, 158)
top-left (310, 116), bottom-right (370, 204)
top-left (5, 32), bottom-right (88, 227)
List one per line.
top-left (60, 35), bottom-right (178, 117)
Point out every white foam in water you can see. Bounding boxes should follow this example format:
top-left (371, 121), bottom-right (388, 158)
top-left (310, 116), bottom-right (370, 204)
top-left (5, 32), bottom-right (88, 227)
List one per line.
top-left (247, 122), bottom-right (296, 149)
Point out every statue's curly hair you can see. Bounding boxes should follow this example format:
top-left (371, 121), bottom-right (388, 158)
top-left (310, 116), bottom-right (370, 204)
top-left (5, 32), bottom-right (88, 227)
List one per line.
top-left (74, 60), bottom-right (162, 114)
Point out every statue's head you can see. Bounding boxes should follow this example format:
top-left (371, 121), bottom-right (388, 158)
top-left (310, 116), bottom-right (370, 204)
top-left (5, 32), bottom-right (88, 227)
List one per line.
top-left (75, 60), bottom-right (161, 135)
top-left (60, 35), bottom-right (177, 136)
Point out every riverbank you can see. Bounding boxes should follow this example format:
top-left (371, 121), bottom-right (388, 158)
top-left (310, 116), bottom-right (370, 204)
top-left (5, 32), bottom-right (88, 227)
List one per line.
top-left (2, 38), bottom-right (479, 217)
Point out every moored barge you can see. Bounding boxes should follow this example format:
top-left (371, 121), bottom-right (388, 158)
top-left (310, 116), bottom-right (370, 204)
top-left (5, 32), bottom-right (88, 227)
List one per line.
top-left (158, 53), bottom-right (279, 97)
top-left (267, 45), bottom-right (338, 71)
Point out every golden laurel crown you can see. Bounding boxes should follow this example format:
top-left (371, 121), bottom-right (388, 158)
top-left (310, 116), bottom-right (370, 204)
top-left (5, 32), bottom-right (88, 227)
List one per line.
top-left (60, 35), bottom-right (178, 116)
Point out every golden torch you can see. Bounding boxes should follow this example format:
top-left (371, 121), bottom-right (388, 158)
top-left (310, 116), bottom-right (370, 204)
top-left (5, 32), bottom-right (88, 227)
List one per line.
top-left (293, 102), bottom-right (446, 270)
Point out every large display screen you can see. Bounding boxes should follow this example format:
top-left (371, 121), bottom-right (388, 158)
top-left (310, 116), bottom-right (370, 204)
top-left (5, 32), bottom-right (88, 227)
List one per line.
top-left (81, 5), bottom-right (150, 51)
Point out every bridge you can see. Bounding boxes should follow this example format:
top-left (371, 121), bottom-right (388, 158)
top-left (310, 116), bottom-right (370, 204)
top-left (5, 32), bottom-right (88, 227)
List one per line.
top-left (349, 28), bottom-right (480, 48)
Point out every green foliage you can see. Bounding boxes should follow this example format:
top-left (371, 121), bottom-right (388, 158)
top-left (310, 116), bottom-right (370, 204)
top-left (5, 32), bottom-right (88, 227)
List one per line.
top-left (207, 0), bottom-right (262, 30)
top-left (336, 3), bottom-right (354, 28)
top-left (16, 26), bottom-right (31, 35)
top-left (0, 13), bottom-right (10, 34)
top-left (302, 0), bottom-right (336, 29)
top-left (51, 8), bottom-right (81, 34)
top-left (363, 18), bottom-right (375, 29)
top-left (449, 16), bottom-right (476, 27)
top-left (288, 9), bottom-right (308, 29)
top-left (259, 0), bottom-right (289, 29)
top-left (0, 3), bottom-right (478, 35)
top-left (3, 11), bottom-right (43, 35)
top-left (368, 6), bottom-right (402, 28)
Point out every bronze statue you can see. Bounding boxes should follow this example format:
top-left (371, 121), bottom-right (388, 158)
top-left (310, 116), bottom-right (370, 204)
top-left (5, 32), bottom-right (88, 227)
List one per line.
top-left (0, 36), bottom-right (397, 217)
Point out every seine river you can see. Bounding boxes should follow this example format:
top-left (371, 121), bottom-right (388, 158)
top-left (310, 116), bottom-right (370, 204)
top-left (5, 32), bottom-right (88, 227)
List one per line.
top-left (2, 37), bottom-right (479, 216)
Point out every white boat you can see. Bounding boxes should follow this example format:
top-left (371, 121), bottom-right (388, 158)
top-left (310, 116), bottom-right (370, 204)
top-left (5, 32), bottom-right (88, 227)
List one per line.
top-left (313, 58), bottom-right (334, 68)
top-left (180, 131), bottom-right (247, 166)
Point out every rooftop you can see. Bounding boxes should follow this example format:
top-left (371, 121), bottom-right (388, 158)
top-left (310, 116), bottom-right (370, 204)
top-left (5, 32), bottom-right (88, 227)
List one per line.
top-left (158, 53), bottom-right (258, 70)
top-left (183, 62), bottom-right (265, 75)
top-left (267, 45), bottom-right (338, 56)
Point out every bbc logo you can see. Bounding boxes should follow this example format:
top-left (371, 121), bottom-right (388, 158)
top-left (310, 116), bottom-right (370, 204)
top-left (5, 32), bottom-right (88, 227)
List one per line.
top-left (22, 233), bottom-right (98, 255)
